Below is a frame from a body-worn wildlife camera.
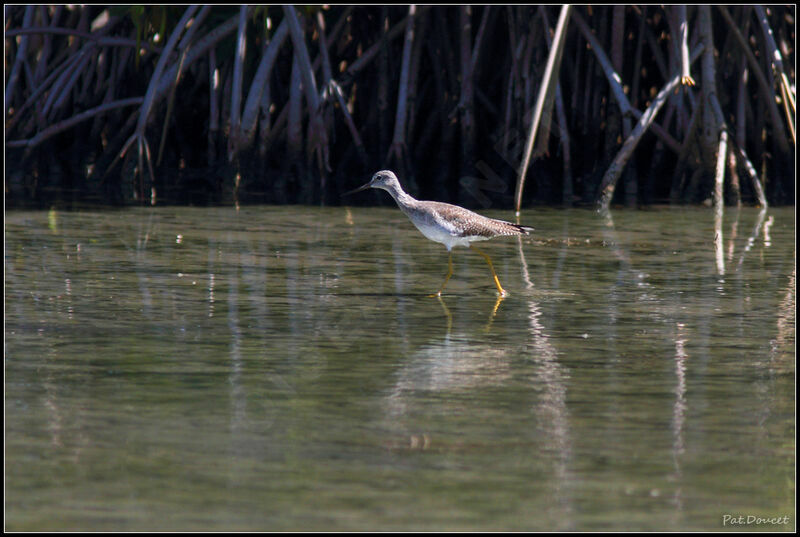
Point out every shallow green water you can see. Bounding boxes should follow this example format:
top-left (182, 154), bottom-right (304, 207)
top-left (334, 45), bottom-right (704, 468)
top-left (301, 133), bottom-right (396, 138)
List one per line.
top-left (5, 205), bottom-right (795, 531)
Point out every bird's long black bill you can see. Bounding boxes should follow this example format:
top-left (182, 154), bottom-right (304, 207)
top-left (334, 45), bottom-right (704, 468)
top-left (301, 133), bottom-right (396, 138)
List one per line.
top-left (342, 181), bottom-right (372, 196)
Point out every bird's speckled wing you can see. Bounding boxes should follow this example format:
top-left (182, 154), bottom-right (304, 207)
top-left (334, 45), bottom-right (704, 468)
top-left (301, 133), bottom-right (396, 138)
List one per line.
top-left (423, 202), bottom-right (532, 238)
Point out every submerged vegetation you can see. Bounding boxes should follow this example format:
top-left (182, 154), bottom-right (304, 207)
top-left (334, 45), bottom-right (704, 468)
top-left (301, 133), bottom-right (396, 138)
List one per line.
top-left (4, 5), bottom-right (795, 208)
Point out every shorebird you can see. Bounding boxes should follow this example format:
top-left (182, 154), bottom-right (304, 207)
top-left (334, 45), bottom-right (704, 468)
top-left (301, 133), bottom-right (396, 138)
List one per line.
top-left (345, 170), bottom-right (533, 296)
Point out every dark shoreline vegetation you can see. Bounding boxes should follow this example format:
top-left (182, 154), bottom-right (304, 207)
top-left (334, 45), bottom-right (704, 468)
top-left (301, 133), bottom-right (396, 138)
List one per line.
top-left (4, 5), bottom-right (796, 210)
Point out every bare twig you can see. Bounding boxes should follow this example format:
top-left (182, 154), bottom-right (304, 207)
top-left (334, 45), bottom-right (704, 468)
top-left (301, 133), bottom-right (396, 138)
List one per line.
top-left (678, 6), bottom-right (695, 86)
top-left (406, 11), bottom-right (428, 140)
top-left (283, 5), bottom-right (329, 175)
top-left (515, 4), bottom-right (571, 214)
top-left (228, 5), bottom-right (249, 161)
top-left (340, 12), bottom-right (413, 83)
top-left (579, 9), bottom-right (697, 156)
top-left (115, 5), bottom-right (199, 197)
top-left (458, 6), bottom-right (476, 181)
top-left (155, 11), bottom-right (241, 100)
top-left (5, 6), bottom-right (37, 113)
top-left (208, 47), bottom-right (219, 164)
top-left (326, 79), bottom-right (367, 164)
top-left (157, 5), bottom-right (211, 165)
top-left (730, 139), bottom-right (768, 208)
top-left (539, 6), bottom-right (573, 206)
top-left (287, 55), bottom-right (304, 161)
top-left (670, 101), bottom-right (701, 202)
top-left (5, 27), bottom-right (162, 53)
top-left (45, 46), bottom-right (93, 120)
top-left (240, 19), bottom-right (289, 148)
top-left (572, 10), bottom-right (632, 116)
top-left (753, 5), bottom-right (795, 141)
top-left (713, 129), bottom-right (728, 216)
top-left (283, 6), bottom-right (320, 114)
top-left (387, 5), bottom-right (417, 165)
top-left (7, 97), bottom-right (144, 153)
top-left (598, 74), bottom-right (682, 211)
top-left (716, 6), bottom-right (790, 153)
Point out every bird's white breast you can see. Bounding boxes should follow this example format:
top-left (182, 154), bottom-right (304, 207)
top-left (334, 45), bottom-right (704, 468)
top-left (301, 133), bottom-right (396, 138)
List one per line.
top-left (411, 219), bottom-right (485, 250)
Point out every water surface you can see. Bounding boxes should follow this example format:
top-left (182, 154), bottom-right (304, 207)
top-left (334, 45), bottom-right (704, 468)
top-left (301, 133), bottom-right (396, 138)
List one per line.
top-left (5, 205), bottom-right (795, 531)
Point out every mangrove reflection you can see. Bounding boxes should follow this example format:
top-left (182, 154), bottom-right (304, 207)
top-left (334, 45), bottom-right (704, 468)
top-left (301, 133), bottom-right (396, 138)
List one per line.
top-left (5, 205), bottom-right (795, 531)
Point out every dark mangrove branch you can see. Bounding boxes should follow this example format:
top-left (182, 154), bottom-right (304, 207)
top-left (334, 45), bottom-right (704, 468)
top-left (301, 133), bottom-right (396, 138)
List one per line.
top-left (4, 5), bottom-right (794, 208)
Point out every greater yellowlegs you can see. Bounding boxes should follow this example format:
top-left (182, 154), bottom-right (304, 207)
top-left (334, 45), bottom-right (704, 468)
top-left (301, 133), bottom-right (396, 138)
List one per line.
top-left (345, 170), bottom-right (533, 296)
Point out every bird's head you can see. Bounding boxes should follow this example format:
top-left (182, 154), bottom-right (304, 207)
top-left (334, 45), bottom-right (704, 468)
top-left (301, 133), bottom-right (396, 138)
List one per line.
top-left (343, 170), bottom-right (400, 195)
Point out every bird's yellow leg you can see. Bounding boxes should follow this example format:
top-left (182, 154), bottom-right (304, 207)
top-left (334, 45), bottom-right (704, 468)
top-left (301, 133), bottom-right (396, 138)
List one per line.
top-left (484, 294), bottom-right (505, 333)
top-left (470, 245), bottom-right (508, 296)
top-left (436, 294), bottom-right (453, 334)
top-left (429, 252), bottom-right (454, 297)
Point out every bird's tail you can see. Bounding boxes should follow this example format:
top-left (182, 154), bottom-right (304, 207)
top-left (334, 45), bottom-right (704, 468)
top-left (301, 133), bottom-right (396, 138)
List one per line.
top-left (513, 223), bottom-right (535, 235)
top-left (493, 219), bottom-right (534, 235)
